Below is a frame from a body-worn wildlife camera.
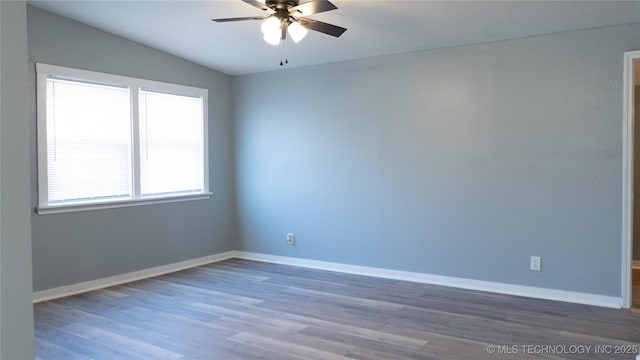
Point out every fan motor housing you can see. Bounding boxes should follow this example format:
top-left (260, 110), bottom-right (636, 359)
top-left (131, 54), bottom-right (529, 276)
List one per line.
top-left (266, 0), bottom-right (299, 11)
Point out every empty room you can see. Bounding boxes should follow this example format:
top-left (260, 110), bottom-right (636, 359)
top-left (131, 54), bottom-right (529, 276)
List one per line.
top-left (2, 0), bottom-right (640, 359)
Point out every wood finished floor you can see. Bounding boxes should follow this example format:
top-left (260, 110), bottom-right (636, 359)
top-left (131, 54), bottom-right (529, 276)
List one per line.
top-left (35, 259), bottom-right (640, 360)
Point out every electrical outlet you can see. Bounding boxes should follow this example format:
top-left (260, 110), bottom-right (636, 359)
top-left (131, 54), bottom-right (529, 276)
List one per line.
top-left (530, 256), bottom-right (541, 272)
top-left (287, 233), bottom-right (295, 245)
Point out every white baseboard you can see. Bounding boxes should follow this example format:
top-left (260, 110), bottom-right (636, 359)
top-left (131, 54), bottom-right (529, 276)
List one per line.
top-left (234, 251), bottom-right (622, 309)
top-left (33, 251), bottom-right (235, 303)
top-left (33, 250), bottom-right (622, 309)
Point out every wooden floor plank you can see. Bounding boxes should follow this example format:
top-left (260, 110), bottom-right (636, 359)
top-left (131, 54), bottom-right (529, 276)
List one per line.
top-left (280, 312), bottom-right (428, 350)
top-left (227, 332), bottom-right (351, 360)
top-left (60, 323), bottom-right (183, 360)
top-left (34, 259), bottom-right (640, 359)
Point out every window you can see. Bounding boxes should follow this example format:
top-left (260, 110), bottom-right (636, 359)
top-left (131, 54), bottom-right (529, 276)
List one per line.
top-left (36, 63), bottom-right (210, 214)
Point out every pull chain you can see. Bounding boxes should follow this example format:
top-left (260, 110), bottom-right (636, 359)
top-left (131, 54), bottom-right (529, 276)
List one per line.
top-left (279, 35), bottom-right (289, 66)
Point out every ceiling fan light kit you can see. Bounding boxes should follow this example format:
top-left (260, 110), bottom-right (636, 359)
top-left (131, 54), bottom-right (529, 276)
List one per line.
top-left (213, 0), bottom-right (346, 65)
top-left (260, 15), bottom-right (307, 45)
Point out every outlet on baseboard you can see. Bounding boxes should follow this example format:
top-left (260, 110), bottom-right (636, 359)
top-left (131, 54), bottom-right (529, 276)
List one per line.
top-left (530, 256), bottom-right (541, 272)
top-left (287, 233), bottom-right (295, 246)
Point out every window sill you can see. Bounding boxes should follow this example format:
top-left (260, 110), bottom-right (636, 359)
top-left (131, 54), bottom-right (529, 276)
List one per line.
top-left (36, 192), bottom-right (213, 215)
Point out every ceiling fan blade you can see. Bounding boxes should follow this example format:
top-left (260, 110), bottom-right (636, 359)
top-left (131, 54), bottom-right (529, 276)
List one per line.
top-left (289, 0), bottom-right (337, 16)
top-left (241, 0), bottom-right (270, 12)
top-left (297, 18), bottom-right (347, 37)
top-left (212, 16), bottom-right (267, 22)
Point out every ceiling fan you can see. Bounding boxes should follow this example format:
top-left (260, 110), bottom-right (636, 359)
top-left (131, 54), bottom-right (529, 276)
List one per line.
top-left (212, 0), bottom-right (347, 47)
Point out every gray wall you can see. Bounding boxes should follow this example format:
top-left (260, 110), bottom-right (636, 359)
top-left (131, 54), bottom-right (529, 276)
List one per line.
top-left (28, 6), bottom-right (236, 291)
top-left (235, 23), bottom-right (640, 297)
top-left (1, 1), bottom-right (36, 358)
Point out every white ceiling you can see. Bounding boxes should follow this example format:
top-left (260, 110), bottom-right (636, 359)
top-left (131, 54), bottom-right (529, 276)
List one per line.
top-left (28, 0), bottom-right (640, 76)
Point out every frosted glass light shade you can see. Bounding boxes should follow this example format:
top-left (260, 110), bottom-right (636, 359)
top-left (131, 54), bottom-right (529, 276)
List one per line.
top-left (261, 16), bottom-right (282, 46)
top-left (261, 16), bottom-right (281, 35)
top-left (263, 31), bottom-right (281, 46)
top-left (288, 21), bottom-right (308, 43)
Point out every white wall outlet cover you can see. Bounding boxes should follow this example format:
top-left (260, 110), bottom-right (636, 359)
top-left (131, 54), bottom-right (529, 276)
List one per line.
top-left (530, 256), bottom-right (541, 272)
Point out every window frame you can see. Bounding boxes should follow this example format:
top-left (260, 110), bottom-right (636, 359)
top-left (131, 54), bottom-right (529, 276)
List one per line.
top-left (36, 63), bottom-right (211, 215)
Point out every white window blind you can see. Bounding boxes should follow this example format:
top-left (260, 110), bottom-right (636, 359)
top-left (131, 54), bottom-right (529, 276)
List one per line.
top-left (36, 63), bottom-right (210, 214)
top-left (139, 90), bottom-right (204, 196)
top-left (45, 78), bottom-right (132, 204)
